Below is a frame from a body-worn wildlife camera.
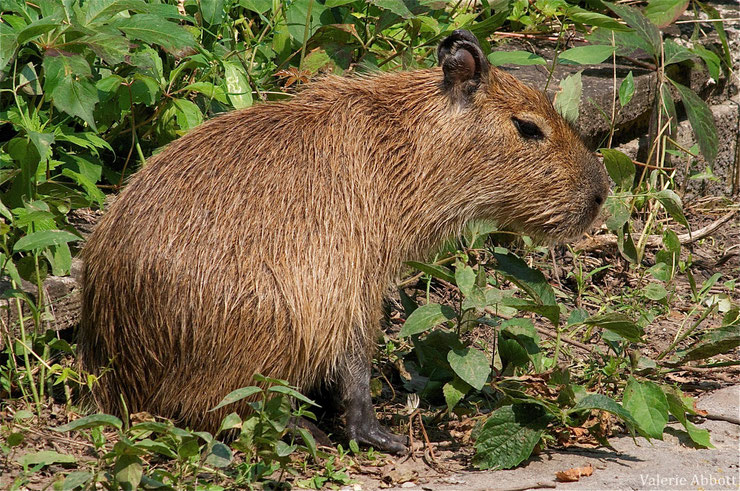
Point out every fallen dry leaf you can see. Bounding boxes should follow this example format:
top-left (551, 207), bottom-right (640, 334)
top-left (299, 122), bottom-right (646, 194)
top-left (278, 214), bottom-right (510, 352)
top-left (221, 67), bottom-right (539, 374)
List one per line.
top-left (556, 463), bottom-right (594, 482)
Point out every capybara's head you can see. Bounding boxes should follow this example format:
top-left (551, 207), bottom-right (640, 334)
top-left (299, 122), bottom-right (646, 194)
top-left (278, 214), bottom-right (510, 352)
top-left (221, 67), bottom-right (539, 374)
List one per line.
top-left (436, 30), bottom-right (609, 241)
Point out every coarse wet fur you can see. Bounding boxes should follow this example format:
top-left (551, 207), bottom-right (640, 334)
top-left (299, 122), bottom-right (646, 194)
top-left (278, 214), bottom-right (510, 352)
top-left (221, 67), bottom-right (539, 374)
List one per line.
top-left (79, 31), bottom-right (609, 453)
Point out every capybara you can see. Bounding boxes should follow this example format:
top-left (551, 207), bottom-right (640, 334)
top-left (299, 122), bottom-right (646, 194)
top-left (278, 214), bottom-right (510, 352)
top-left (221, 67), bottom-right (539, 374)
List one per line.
top-left (79, 30), bottom-right (608, 453)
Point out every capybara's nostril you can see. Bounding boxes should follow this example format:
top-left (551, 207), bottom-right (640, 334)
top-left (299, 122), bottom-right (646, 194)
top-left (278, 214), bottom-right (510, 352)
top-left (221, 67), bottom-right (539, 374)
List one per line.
top-left (594, 193), bottom-right (604, 207)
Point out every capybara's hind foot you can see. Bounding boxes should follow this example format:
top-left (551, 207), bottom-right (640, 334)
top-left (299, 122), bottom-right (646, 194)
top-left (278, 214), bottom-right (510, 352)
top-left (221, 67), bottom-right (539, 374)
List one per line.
top-left (346, 419), bottom-right (408, 454)
top-left (289, 417), bottom-right (333, 447)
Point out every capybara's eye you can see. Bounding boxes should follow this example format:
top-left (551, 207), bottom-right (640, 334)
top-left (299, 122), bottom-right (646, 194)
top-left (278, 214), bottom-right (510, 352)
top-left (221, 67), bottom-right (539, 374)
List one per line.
top-left (512, 117), bottom-right (544, 140)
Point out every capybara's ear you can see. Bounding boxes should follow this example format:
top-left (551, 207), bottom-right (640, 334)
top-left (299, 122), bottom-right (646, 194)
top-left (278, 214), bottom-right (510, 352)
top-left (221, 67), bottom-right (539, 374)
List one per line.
top-left (437, 29), bottom-right (489, 93)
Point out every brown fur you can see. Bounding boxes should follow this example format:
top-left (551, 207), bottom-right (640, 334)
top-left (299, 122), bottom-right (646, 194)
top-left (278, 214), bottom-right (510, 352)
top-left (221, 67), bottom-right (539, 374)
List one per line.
top-left (79, 60), bottom-right (608, 433)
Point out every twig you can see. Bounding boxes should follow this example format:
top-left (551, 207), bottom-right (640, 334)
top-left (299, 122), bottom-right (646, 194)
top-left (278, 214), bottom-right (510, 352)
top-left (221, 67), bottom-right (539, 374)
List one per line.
top-left (702, 413), bottom-right (740, 425)
top-left (574, 210), bottom-right (738, 251)
top-left (416, 412), bottom-right (436, 462)
top-left (499, 483), bottom-right (557, 491)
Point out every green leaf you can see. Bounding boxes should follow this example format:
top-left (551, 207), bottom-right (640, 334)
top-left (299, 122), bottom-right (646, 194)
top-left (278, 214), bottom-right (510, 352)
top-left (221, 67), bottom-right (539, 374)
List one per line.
top-left (62, 169), bottom-right (106, 207)
top-left (114, 14), bottom-right (194, 51)
top-left (600, 148), bottom-right (635, 190)
top-left (268, 385), bottom-right (318, 406)
top-left (62, 471), bottom-right (94, 491)
top-left (571, 393), bottom-right (638, 427)
top-left (604, 1), bottom-right (661, 57)
top-left (200, 0), bottom-right (225, 26)
top-left (654, 189), bottom-right (689, 229)
top-left (697, 2), bottom-right (732, 68)
top-left (114, 454), bottom-right (143, 491)
top-left (182, 82), bottom-right (228, 104)
top-left (643, 282), bottom-right (668, 301)
top-left (43, 52), bottom-right (91, 95)
top-left (50, 77), bottom-right (99, 131)
top-left (405, 261), bottom-right (455, 283)
top-left (622, 378), bottom-right (668, 439)
top-left (487, 51), bottom-right (546, 66)
top-left (644, 0), bottom-right (689, 28)
top-left (399, 303), bottom-right (456, 337)
top-left (447, 347), bottom-right (490, 390)
top-left (455, 263), bottom-right (476, 296)
top-left (553, 71), bottom-right (582, 123)
top-left (204, 442), bottom-right (232, 468)
top-left (673, 325), bottom-right (740, 364)
top-left (443, 377), bottom-right (470, 412)
top-left (566, 6), bottom-right (631, 31)
top-left (13, 230), bottom-right (81, 252)
top-left (670, 79), bottom-right (719, 163)
top-left (665, 388), bottom-right (713, 448)
top-left (473, 404), bottom-right (550, 470)
top-left (17, 16), bottom-right (61, 45)
top-left (663, 39), bottom-right (695, 65)
top-left (605, 194), bottom-right (630, 230)
top-left (0, 22), bottom-right (18, 72)
top-left (583, 312), bottom-right (644, 342)
top-left (558, 45), bottom-right (615, 65)
top-left (210, 386), bottom-right (262, 411)
top-left (53, 413), bottom-right (123, 432)
top-left (501, 298), bottom-right (560, 326)
top-left (493, 249), bottom-right (556, 305)
top-left (240, 0), bottom-right (272, 13)
top-left (172, 99), bottom-right (203, 131)
top-left (619, 71), bottom-right (635, 107)
top-left (223, 61), bottom-right (253, 109)
top-left (371, 0), bottom-right (414, 19)
top-left (692, 45), bottom-right (721, 82)
top-left (18, 450), bottom-right (76, 467)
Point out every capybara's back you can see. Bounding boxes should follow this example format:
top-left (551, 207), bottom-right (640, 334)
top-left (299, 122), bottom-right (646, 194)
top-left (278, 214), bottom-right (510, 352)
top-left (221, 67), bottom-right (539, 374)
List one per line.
top-left (79, 30), bottom-right (608, 452)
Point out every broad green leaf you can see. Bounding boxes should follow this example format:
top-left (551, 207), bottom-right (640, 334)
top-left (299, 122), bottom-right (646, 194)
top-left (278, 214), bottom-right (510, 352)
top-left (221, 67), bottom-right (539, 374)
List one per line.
top-left (371, 0), bottom-right (414, 19)
top-left (172, 99), bottom-right (203, 131)
top-left (604, 1), bottom-right (661, 57)
top-left (204, 442), bottom-right (232, 467)
top-left (654, 189), bottom-right (689, 229)
top-left (268, 385), bottom-right (318, 406)
top-left (697, 2), bottom-right (732, 67)
top-left (223, 61), bottom-right (253, 109)
top-left (553, 71), bottom-right (582, 123)
top-left (670, 79), bottom-right (718, 163)
top-left (623, 378), bottom-right (668, 439)
top-left (663, 228), bottom-right (680, 253)
top-left (43, 52), bottom-right (91, 96)
top-left (455, 263), bottom-right (476, 296)
top-left (473, 404), bottom-right (551, 470)
top-left (644, 0), bottom-right (689, 28)
top-left (443, 377), bottom-right (470, 412)
top-left (0, 22), bottom-right (18, 71)
top-left (182, 82), bottom-right (228, 104)
top-left (583, 312), bottom-right (644, 343)
top-left (13, 230), bottom-right (81, 252)
top-left (17, 16), bottom-right (61, 45)
top-left (447, 347), bottom-right (490, 390)
top-left (501, 298), bottom-right (560, 326)
top-left (571, 393), bottom-right (638, 427)
top-left (663, 39), bottom-right (695, 65)
top-left (604, 195), bottom-right (630, 230)
top-left (665, 388), bottom-right (713, 448)
top-left (558, 45), bottom-right (615, 65)
top-left (18, 450), bottom-right (76, 467)
top-left (53, 413), bottom-right (122, 432)
top-left (692, 45), bottom-right (721, 82)
top-left (200, 0), bottom-right (225, 26)
top-left (114, 14), bottom-right (194, 51)
top-left (285, 0), bottom-right (328, 43)
top-left (619, 71), bottom-right (635, 107)
top-left (405, 261), bottom-right (455, 283)
top-left (62, 169), bottom-right (106, 207)
top-left (399, 303), bottom-right (456, 337)
top-left (493, 249), bottom-right (556, 305)
top-left (240, 0), bottom-right (272, 13)
top-left (50, 77), bottom-right (99, 131)
top-left (643, 282), bottom-right (668, 301)
top-left (62, 471), bottom-right (93, 491)
top-left (600, 148), bottom-right (635, 190)
top-left (673, 325), bottom-right (740, 363)
top-left (210, 386), bottom-right (262, 411)
top-left (487, 51), bottom-right (546, 66)
top-left (114, 454), bottom-right (143, 491)
top-left (566, 7), bottom-right (631, 31)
